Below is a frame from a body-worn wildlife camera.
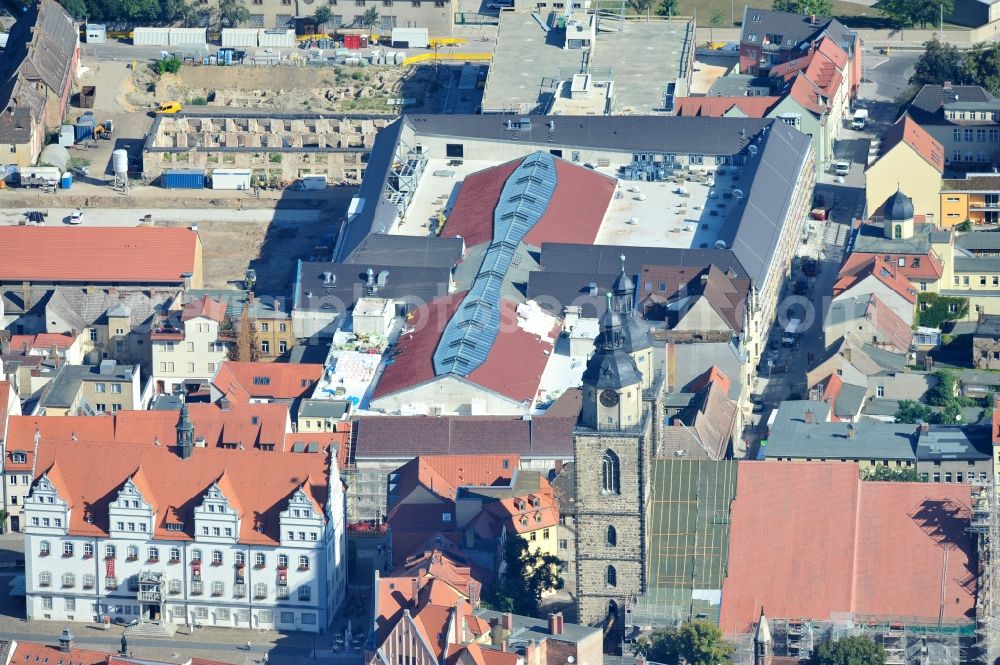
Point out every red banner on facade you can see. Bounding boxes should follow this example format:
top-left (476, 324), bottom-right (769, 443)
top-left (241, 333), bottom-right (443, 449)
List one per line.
top-left (106, 558), bottom-right (115, 578)
top-left (192, 561), bottom-right (201, 580)
top-left (278, 570), bottom-right (287, 586)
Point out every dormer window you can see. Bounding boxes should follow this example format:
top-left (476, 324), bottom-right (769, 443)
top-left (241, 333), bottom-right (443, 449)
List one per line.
top-left (11, 452), bottom-right (26, 464)
top-left (166, 522), bottom-right (183, 531)
top-left (253, 376), bottom-right (271, 385)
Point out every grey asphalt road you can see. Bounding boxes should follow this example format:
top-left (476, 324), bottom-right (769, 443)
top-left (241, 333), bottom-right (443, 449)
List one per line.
top-left (863, 49), bottom-right (921, 103)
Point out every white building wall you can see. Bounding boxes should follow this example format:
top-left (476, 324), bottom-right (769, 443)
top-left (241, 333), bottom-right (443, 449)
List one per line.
top-left (151, 316), bottom-right (228, 393)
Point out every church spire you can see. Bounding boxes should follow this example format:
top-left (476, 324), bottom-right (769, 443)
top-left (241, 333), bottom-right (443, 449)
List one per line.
top-left (598, 292), bottom-right (623, 352)
top-left (612, 254), bottom-right (635, 316)
top-left (176, 403), bottom-right (194, 459)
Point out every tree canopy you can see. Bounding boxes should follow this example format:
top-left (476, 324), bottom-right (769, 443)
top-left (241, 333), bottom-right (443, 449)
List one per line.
top-left (59, 0), bottom-right (195, 24)
top-left (481, 538), bottom-right (561, 617)
top-left (218, 0), bottom-right (250, 27)
top-left (876, 0), bottom-right (953, 28)
top-left (634, 621), bottom-right (734, 665)
top-left (773, 0), bottom-right (833, 15)
top-left (810, 635), bottom-right (887, 665)
top-left (910, 38), bottom-right (1000, 96)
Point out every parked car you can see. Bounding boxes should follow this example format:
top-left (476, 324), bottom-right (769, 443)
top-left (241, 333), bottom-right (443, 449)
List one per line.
top-left (67, 209), bottom-right (83, 224)
top-left (154, 100), bottom-right (183, 114)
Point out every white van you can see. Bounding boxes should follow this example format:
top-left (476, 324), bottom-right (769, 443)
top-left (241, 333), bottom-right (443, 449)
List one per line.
top-left (833, 161), bottom-right (850, 177)
top-left (781, 318), bottom-right (802, 347)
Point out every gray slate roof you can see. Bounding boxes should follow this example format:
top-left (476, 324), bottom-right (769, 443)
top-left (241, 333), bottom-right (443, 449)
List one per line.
top-left (40, 363), bottom-right (136, 409)
top-left (955, 256), bottom-right (1000, 273)
top-left (740, 7), bottom-right (854, 52)
top-left (298, 398), bottom-right (350, 420)
top-left (295, 261), bottom-right (451, 313)
top-left (539, 243), bottom-right (749, 279)
top-left (346, 234), bottom-right (464, 269)
top-left (45, 287), bottom-right (174, 331)
top-left (404, 114), bottom-right (771, 156)
top-left (718, 119), bottom-right (813, 288)
top-left (975, 314), bottom-right (1000, 337)
top-left (916, 425), bottom-right (991, 461)
top-left (906, 84), bottom-right (994, 124)
top-left (833, 383), bottom-right (867, 418)
top-left (957, 231), bottom-right (1000, 252)
top-left (475, 609), bottom-right (599, 644)
top-left (765, 402), bottom-right (917, 461)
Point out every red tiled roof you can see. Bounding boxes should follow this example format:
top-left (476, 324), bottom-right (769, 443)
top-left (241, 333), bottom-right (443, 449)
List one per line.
top-left (212, 361), bottom-right (323, 402)
top-left (833, 256), bottom-right (917, 304)
top-left (673, 96), bottom-right (780, 118)
top-left (841, 248), bottom-right (943, 281)
top-left (0, 227), bottom-right (200, 284)
top-left (788, 74), bottom-right (826, 115)
top-left (181, 295), bottom-right (226, 323)
top-left (878, 115), bottom-right (945, 173)
top-left (35, 439), bottom-right (329, 544)
top-left (7, 402), bottom-right (295, 451)
top-left (393, 454), bottom-right (519, 503)
top-left (9, 333), bottom-right (75, 353)
top-left (720, 462), bottom-right (975, 633)
top-left (442, 157), bottom-right (616, 248)
top-left (864, 294), bottom-right (914, 353)
top-left (10, 641), bottom-right (108, 665)
top-left (373, 293), bottom-right (559, 403)
top-left (483, 480), bottom-right (559, 535)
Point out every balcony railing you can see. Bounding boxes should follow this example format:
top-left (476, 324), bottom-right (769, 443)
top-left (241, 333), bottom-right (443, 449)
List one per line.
top-left (137, 590), bottom-right (161, 602)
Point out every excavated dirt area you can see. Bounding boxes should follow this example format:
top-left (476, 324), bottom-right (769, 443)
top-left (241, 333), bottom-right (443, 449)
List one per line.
top-left (130, 65), bottom-right (406, 113)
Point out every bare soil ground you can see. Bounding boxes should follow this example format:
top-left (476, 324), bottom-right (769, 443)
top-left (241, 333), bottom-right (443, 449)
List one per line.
top-left (137, 64), bottom-right (407, 114)
top-left (151, 187), bottom-right (355, 294)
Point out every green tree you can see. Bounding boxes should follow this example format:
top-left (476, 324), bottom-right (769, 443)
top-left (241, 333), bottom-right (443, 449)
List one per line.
top-left (218, 0), bottom-right (250, 27)
top-left (910, 38), bottom-right (966, 87)
top-left (227, 308), bottom-right (261, 362)
top-left (628, 0), bottom-right (651, 15)
top-left (810, 635), bottom-right (886, 665)
top-left (655, 0), bottom-right (676, 15)
top-left (314, 4), bottom-right (333, 28)
top-left (481, 537), bottom-right (561, 617)
top-left (361, 6), bottom-right (380, 37)
top-left (963, 42), bottom-right (1000, 96)
top-left (862, 465), bottom-right (924, 482)
top-left (116, 0), bottom-right (162, 22)
top-left (927, 369), bottom-right (959, 407)
top-left (59, 0), bottom-right (88, 19)
top-left (773, 0), bottom-right (833, 15)
top-left (0, 509), bottom-right (7, 534)
top-left (634, 621), bottom-right (734, 665)
top-left (155, 56), bottom-right (182, 75)
top-left (877, 0), bottom-right (952, 27)
top-left (893, 399), bottom-right (935, 424)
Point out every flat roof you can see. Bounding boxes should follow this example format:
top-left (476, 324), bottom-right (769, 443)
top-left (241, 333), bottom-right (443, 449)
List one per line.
top-left (482, 14), bottom-right (693, 115)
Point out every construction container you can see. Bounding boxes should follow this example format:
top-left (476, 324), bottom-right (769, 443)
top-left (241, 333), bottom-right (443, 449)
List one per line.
top-left (58, 125), bottom-right (75, 147)
top-left (162, 169), bottom-right (205, 189)
top-left (133, 27), bottom-right (170, 46)
top-left (60, 173), bottom-right (73, 189)
top-left (74, 117), bottom-right (95, 142)
top-left (79, 86), bottom-right (96, 108)
top-left (85, 24), bottom-right (106, 44)
top-left (222, 28), bottom-right (258, 47)
top-left (343, 34), bottom-right (366, 49)
top-left (210, 168), bottom-right (252, 190)
top-left (258, 29), bottom-right (295, 48)
top-left (169, 28), bottom-right (207, 46)
top-left (390, 27), bottom-right (428, 48)
top-left (298, 174), bottom-right (328, 190)
top-left (19, 166), bottom-right (61, 186)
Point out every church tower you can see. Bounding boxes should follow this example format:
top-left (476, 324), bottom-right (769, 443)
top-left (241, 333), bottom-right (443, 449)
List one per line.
top-left (176, 403), bottom-right (194, 460)
top-left (611, 256), bottom-right (654, 391)
top-left (754, 609), bottom-right (773, 665)
top-left (882, 189), bottom-right (915, 241)
top-left (573, 292), bottom-right (662, 634)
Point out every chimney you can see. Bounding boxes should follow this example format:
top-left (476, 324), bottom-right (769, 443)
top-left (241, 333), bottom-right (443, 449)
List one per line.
top-left (548, 612), bottom-right (564, 635)
top-left (847, 423), bottom-right (856, 439)
top-left (979, 307), bottom-right (986, 324)
top-left (918, 420), bottom-right (929, 435)
top-left (220, 398), bottom-right (232, 412)
top-left (803, 409), bottom-right (815, 424)
top-left (58, 628), bottom-right (74, 652)
top-left (22, 281), bottom-right (31, 311)
top-left (524, 640), bottom-right (536, 665)
top-left (943, 81), bottom-right (953, 90)
top-left (411, 577), bottom-right (420, 603)
top-left (810, 14), bottom-right (816, 24)
top-left (501, 612), bottom-right (513, 630)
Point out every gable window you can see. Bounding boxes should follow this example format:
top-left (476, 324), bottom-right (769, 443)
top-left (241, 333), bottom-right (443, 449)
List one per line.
top-left (601, 450), bottom-right (621, 495)
top-left (11, 452), bottom-right (26, 464)
top-left (212, 550), bottom-right (224, 565)
top-left (170, 547), bottom-right (181, 563)
top-left (298, 555), bottom-right (310, 570)
top-left (83, 543), bottom-right (94, 558)
top-left (105, 544), bottom-right (116, 559)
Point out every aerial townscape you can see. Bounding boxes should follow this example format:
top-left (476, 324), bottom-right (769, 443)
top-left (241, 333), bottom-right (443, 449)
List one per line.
top-left (10, 0), bottom-right (1000, 664)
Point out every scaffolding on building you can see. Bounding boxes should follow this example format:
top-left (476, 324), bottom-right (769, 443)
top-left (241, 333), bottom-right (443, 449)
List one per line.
top-left (967, 481), bottom-right (996, 664)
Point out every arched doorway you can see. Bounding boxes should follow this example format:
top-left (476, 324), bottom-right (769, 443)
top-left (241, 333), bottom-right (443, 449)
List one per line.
top-left (604, 600), bottom-right (621, 655)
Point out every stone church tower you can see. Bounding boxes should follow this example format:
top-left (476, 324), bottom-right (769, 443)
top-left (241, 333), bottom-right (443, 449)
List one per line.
top-left (573, 284), bottom-right (663, 632)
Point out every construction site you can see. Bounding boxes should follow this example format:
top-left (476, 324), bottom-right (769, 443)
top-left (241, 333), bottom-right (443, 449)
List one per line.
top-left (143, 111), bottom-right (394, 182)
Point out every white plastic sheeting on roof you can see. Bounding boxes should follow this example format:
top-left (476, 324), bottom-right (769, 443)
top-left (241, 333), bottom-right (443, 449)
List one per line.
top-left (133, 27), bottom-right (170, 46)
top-left (169, 28), bottom-right (207, 46)
top-left (258, 29), bottom-right (295, 48)
top-left (222, 28), bottom-right (258, 47)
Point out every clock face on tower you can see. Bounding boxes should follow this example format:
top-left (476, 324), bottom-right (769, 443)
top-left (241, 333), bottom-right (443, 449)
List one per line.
top-left (599, 389), bottom-right (620, 407)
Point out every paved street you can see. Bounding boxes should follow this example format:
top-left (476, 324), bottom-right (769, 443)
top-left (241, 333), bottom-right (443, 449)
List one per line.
top-left (0, 207), bottom-right (322, 227)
